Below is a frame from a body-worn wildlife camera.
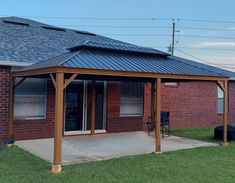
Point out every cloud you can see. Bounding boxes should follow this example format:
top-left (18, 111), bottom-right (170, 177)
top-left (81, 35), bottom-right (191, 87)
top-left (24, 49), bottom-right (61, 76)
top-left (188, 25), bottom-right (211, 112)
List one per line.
top-left (192, 41), bottom-right (235, 48)
top-left (228, 26), bottom-right (235, 30)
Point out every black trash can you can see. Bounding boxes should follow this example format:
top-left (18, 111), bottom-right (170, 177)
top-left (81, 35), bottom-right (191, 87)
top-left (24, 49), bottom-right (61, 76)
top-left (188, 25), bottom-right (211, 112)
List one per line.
top-left (214, 125), bottom-right (235, 141)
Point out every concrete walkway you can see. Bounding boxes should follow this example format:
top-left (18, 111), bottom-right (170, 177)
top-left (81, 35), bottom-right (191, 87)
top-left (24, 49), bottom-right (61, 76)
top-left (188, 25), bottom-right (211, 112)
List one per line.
top-left (15, 131), bottom-right (217, 165)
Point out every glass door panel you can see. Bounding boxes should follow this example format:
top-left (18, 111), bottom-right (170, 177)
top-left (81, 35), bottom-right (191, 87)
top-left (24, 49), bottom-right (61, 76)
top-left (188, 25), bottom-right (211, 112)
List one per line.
top-left (86, 81), bottom-right (106, 130)
top-left (65, 81), bottom-right (83, 132)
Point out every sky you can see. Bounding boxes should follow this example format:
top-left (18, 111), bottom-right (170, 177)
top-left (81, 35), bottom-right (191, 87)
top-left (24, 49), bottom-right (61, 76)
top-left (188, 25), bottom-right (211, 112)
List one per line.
top-left (1, 0), bottom-right (235, 71)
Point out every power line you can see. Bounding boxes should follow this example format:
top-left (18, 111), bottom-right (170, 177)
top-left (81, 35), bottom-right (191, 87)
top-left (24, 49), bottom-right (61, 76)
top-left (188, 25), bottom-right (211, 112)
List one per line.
top-left (179, 26), bottom-right (235, 32)
top-left (0, 15), bottom-right (172, 21)
top-left (104, 33), bottom-right (170, 36)
top-left (54, 24), bottom-right (235, 33)
top-left (175, 48), bottom-right (235, 70)
top-left (175, 47), bottom-right (235, 52)
top-left (3, 14), bottom-right (235, 24)
top-left (103, 33), bottom-right (235, 40)
top-left (154, 46), bottom-right (235, 52)
top-left (55, 24), bottom-right (172, 29)
top-left (179, 18), bottom-right (235, 24)
top-left (179, 34), bottom-right (235, 40)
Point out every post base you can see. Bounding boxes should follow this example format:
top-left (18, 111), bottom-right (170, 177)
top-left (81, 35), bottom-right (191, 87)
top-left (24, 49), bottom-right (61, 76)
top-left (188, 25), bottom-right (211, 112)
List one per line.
top-left (155, 151), bottom-right (162, 155)
top-left (6, 140), bottom-right (14, 148)
top-left (7, 143), bottom-right (13, 148)
top-left (223, 142), bottom-right (228, 147)
top-left (51, 165), bottom-right (62, 174)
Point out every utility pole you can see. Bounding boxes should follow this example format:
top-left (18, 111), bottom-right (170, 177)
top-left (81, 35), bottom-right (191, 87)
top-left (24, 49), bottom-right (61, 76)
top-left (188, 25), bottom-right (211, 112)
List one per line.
top-left (171, 20), bottom-right (176, 55)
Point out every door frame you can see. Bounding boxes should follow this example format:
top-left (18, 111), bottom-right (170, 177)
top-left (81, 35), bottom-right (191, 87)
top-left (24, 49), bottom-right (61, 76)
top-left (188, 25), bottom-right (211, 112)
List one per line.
top-left (64, 80), bottom-right (107, 135)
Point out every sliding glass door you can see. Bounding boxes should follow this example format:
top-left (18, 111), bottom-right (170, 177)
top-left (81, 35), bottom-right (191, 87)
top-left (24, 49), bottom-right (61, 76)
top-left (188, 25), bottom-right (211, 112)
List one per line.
top-left (65, 80), bottom-right (107, 134)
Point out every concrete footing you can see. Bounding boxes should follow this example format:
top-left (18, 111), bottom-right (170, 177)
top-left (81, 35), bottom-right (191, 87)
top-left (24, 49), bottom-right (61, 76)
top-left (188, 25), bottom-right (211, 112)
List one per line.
top-left (51, 165), bottom-right (62, 174)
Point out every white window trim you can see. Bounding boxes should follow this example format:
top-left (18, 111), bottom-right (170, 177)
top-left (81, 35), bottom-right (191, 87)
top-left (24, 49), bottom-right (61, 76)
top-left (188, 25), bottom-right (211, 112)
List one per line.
top-left (217, 86), bottom-right (224, 114)
top-left (14, 80), bottom-right (47, 120)
top-left (119, 82), bottom-right (144, 117)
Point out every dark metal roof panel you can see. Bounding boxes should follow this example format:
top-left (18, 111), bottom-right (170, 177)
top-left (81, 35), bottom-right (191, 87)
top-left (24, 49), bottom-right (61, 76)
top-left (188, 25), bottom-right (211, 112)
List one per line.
top-left (69, 41), bottom-right (170, 56)
top-left (71, 51), bottom-right (224, 76)
top-left (20, 49), bottom-right (226, 77)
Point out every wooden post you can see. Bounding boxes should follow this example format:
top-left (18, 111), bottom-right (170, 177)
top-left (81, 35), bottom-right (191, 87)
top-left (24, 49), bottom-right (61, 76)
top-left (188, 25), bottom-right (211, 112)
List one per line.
top-left (8, 76), bottom-right (15, 144)
top-left (91, 80), bottom-right (96, 135)
top-left (223, 80), bottom-right (228, 146)
top-left (155, 78), bottom-right (161, 154)
top-left (151, 81), bottom-right (155, 119)
top-left (52, 72), bottom-right (64, 174)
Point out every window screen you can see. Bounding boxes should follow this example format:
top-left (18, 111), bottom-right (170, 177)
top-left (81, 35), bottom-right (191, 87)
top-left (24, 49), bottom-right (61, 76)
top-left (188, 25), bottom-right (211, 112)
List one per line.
top-left (14, 78), bottom-right (47, 119)
top-left (120, 82), bottom-right (143, 116)
top-left (217, 86), bottom-right (224, 113)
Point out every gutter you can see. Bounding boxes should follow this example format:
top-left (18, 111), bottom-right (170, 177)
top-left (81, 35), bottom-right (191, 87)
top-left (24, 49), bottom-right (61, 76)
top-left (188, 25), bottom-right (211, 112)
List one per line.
top-left (0, 60), bottom-right (33, 67)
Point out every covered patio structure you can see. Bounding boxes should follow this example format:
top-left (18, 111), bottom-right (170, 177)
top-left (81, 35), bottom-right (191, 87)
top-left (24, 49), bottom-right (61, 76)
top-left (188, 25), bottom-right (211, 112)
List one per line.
top-left (15, 131), bottom-right (218, 165)
top-left (10, 42), bottom-right (229, 173)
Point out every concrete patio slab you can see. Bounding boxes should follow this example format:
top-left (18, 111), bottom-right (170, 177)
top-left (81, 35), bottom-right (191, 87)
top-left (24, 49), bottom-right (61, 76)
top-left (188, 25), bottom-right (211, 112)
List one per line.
top-left (15, 131), bottom-right (218, 165)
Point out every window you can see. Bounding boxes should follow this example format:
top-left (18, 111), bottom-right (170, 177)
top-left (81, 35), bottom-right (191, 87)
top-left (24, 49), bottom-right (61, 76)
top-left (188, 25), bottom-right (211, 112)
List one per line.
top-left (217, 86), bottom-right (224, 113)
top-left (120, 82), bottom-right (144, 116)
top-left (164, 82), bottom-right (179, 86)
top-left (14, 78), bottom-right (47, 119)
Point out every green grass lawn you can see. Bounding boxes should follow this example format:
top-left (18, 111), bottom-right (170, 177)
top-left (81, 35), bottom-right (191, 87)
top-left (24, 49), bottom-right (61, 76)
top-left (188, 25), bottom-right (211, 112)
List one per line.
top-left (172, 127), bottom-right (218, 142)
top-left (1, 128), bottom-right (235, 183)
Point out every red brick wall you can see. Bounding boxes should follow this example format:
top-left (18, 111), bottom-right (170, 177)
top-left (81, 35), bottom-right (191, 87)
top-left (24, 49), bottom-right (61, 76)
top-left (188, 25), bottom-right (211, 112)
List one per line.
top-left (228, 81), bottom-right (235, 124)
top-left (3, 79), bottom-right (235, 141)
top-left (0, 66), bottom-right (11, 142)
top-left (13, 80), bottom-right (144, 140)
top-left (144, 81), bottom-right (235, 129)
top-left (13, 80), bottom-right (55, 140)
top-left (106, 81), bottom-right (143, 133)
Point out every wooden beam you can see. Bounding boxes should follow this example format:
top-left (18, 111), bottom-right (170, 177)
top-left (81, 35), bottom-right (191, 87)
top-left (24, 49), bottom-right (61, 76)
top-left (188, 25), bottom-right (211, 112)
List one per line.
top-left (50, 74), bottom-right (56, 89)
top-left (155, 78), bottom-right (162, 154)
top-left (91, 80), bottom-right (96, 135)
top-left (11, 66), bottom-right (229, 82)
top-left (14, 77), bottom-right (26, 89)
top-left (151, 81), bottom-right (155, 119)
top-left (8, 77), bottom-right (15, 143)
top-left (223, 80), bottom-right (228, 146)
top-left (216, 81), bottom-right (225, 92)
top-left (52, 72), bottom-right (64, 174)
top-left (63, 73), bottom-right (78, 89)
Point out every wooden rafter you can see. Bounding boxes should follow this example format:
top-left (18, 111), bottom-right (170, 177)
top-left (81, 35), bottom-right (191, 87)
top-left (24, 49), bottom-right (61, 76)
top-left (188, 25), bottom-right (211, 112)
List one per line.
top-left (63, 73), bottom-right (78, 89)
top-left (12, 66), bottom-right (229, 82)
top-left (14, 77), bottom-right (26, 89)
top-left (216, 81), bottom-right (225, 92)
top-left (50, 74), bottom-right (56, 89)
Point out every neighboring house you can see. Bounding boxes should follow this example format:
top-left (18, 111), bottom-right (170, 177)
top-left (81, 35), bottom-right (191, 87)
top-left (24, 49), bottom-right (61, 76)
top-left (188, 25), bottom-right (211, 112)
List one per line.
top-left (0, 16), bottom-right (235, 142)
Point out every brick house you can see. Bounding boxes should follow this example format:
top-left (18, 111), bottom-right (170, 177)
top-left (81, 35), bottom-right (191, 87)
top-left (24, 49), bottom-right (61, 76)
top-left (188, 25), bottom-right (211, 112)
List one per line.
top-left (1, 16), bottom-right (235, 143)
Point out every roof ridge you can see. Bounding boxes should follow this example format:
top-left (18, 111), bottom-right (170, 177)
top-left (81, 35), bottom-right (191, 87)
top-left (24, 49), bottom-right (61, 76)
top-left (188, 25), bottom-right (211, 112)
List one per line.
top-left (57, 51), bottom-right (81, 66)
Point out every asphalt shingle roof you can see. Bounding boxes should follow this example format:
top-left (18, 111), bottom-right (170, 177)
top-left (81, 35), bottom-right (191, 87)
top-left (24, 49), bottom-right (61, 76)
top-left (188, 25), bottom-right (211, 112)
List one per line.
top-left (1, 16), bottom-right (235, 78)
top-left (0, 16), bottom-right (138, 63)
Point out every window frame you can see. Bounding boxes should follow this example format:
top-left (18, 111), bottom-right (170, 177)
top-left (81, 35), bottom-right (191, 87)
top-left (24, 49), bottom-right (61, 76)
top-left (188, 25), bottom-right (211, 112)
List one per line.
top-left (14, 78), bottom-right (47, 120)
top-left (164, 82), bottom-right (179, 87)
top-left (119, 82), bottom-right (144, 117)
top-left (217, 86), bottom-right (224, 114)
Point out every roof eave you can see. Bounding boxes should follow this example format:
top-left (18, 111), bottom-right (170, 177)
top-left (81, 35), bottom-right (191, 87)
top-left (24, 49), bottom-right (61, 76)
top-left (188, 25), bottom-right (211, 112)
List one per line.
top-left (0, 60), bottom-right (34, 67)
top-left (11, 66), bottom-right (230, 81)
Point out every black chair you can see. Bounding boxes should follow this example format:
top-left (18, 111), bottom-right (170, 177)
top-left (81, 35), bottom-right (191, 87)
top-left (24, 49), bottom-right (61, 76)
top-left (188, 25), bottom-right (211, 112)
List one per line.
top-left (145, 111), bottom-right (171, 137)
top-left (160, 111), bottom-right (170, 137)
